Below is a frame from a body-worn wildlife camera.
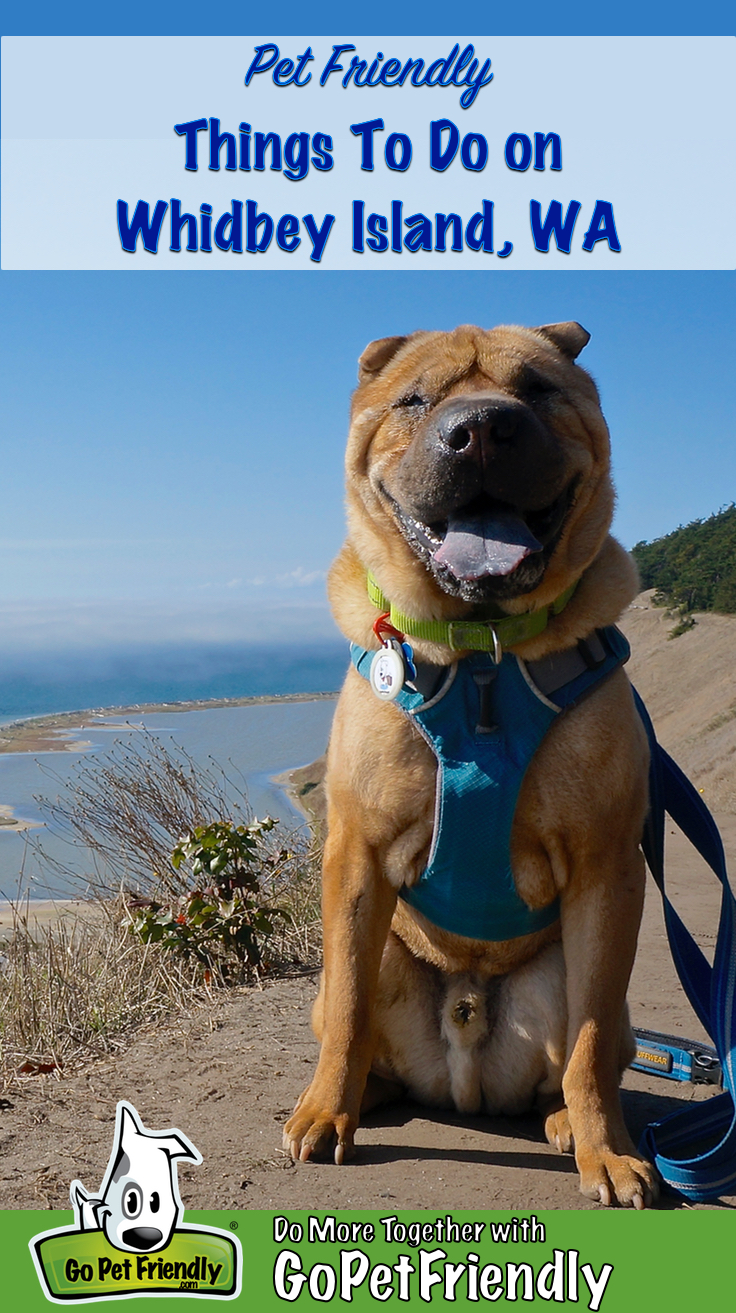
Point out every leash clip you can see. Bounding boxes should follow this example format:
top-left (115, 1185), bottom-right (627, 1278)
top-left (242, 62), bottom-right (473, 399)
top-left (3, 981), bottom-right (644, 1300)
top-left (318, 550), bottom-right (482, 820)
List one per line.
top-left (372, 611), bottom-right (404, 645)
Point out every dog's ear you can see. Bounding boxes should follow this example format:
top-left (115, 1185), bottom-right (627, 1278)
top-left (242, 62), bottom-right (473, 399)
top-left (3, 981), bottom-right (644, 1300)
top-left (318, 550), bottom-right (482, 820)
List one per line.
top-left (535, 322), bottom-right (590, 360)
top-left (71, 1180), bottom-right (104, 1231)
top-left (156, 1133), bottom-right (202, 1164)
top-left (358, 336), bottom-right (407, 382)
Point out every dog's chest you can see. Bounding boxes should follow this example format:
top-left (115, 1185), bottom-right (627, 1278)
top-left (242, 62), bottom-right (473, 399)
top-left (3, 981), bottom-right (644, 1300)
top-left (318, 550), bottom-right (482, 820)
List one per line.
top-left (351, 627), bottom-right (630, 943)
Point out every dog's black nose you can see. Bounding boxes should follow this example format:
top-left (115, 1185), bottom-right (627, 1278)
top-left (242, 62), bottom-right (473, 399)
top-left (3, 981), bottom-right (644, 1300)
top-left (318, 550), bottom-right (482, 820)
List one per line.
top-left (122, 1227), bottom-right (164, 1250)
top-left (437, 397), bottom-right (522, 459)
top-left (392, 390), bottom-right (567, 524)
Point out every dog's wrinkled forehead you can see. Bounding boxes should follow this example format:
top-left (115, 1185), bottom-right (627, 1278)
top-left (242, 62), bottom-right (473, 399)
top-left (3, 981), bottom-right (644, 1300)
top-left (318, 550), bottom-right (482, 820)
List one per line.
top-left (348, 323), bottom-right (604, 482)
top-left (342, 321), bottom-right (613, 608)
top-left (354, 322), bottom-right (595, 411)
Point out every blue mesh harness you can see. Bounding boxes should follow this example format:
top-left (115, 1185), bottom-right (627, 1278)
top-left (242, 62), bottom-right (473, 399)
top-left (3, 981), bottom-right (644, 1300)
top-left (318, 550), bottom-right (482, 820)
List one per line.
top-left (351, 625), bottom-right (630, 942)
top-left (352, 625), bottom-right (736, 1200)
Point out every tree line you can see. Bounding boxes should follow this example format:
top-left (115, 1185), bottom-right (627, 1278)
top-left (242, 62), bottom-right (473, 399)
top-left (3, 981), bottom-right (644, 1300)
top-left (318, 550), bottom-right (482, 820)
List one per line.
top-left (631, 504), bottom-right (736, 614)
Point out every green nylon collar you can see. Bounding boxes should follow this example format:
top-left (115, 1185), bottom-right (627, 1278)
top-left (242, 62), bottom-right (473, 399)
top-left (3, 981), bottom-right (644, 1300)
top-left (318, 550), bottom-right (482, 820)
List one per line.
top-left (366, 571), bottom-right (578, 653)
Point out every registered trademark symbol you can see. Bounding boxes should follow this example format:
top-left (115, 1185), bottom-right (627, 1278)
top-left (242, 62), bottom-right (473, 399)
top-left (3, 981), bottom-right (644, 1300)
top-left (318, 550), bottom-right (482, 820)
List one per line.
top-left (230, 1220), bottom-right (238, 1230)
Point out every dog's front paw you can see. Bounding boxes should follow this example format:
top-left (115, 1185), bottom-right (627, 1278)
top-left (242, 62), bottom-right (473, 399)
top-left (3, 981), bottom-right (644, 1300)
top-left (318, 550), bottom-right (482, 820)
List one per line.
top-left (284, 1094), bottom-right (356, 1165)
top-left (576, 1148), bottom-right (660, 1209)
top-left (543, 1106), bottom-right (574, 1154)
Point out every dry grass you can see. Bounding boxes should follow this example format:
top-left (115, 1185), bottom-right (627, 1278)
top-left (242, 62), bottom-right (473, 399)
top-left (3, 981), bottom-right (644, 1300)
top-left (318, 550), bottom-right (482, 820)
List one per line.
top-left (267, 836), bottom-right (322, 970)
top-left (0, 896), bottom-right (206, 1088)
top-left (32, 732), bottom-right (255, 897)
top-left (0, 734), bottom-right (324, 1085)
top-left (0, 850), bottom-right (322, 1088)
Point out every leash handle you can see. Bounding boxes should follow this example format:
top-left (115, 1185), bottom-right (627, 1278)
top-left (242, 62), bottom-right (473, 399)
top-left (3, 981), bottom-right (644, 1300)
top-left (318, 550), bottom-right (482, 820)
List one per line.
top-left (634, 689), bottom-right (736, 1200)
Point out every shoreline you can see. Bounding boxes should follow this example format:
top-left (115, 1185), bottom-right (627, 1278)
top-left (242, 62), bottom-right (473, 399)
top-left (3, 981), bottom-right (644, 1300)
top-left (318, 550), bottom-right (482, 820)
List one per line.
top-left (0, 897), bottom-right (100, 931)
top-left (0, 804), bottom-right (40, 834)
top-left (0, 690), bottom-right (338, 835)
top-left (0, 689), bottom-right (338, 755)
top-left (272, 755), bottom-right (328, 829)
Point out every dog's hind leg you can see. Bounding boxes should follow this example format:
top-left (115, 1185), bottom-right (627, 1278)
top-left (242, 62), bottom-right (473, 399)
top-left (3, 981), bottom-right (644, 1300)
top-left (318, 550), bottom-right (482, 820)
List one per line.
top-left (541, 1097), bottom-right (574, 1154)
top-left (361, 1072), bottom-right (405, 1114)
top-left (542, 1015), bottom-right (635, 1155)
top-left (370, 931), bottom-right (456, 1109)
top-left (310, 932), bottom-right (451, 1112)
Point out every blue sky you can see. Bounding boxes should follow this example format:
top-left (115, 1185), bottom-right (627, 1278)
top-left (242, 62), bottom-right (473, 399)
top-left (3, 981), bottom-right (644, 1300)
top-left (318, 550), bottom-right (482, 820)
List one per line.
top-left (1, 270), bottom-right (732, 649)
top-left (1, 1), bottom-right (733, 651)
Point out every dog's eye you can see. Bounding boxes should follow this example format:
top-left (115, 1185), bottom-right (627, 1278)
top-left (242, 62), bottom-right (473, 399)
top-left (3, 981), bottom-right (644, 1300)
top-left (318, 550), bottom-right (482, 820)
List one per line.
top-left (149, 1191), bottom-right (160, 1213)
top-left (122, 1183), bottom-right (143, 1219)
top-left (395, 392), bottom-right (427, 409)
top-left (518, 371), bottom-right (561, 404)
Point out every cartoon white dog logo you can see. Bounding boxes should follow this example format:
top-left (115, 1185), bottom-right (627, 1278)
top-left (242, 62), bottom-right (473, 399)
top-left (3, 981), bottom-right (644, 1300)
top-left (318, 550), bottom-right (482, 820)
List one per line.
top-left (70, 1101), bottom-right (202, 1254)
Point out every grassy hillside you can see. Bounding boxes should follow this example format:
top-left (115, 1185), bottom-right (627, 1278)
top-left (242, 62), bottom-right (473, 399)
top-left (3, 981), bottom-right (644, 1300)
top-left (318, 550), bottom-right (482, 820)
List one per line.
top-left (631, 505), bottom-right (736, 614)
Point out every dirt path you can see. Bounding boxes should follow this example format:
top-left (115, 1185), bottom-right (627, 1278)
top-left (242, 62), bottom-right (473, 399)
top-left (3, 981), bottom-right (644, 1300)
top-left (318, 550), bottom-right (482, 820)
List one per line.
top-left (620, 595), bottom-right (736, 811)
top-left (1, 817), bottom-right (734, 1214)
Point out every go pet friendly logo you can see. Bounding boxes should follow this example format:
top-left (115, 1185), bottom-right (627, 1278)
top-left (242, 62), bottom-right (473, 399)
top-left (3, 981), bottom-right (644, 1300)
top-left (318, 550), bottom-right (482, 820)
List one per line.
top-left (30, 1100), bottom-right (241, 1302)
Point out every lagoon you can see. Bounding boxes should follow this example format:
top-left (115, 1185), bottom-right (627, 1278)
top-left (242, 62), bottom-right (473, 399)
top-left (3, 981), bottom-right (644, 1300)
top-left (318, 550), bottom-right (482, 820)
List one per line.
top-left (0, 699), bottom-right (336, 899)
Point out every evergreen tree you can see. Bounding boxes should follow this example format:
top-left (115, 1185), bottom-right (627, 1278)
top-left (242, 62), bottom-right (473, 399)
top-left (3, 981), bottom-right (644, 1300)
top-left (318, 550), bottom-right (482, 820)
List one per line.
top-left (631, 505), bottom-right (736, 615)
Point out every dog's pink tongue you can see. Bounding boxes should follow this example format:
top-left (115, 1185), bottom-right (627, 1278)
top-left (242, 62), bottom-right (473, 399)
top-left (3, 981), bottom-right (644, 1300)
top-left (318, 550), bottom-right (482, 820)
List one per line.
top-left (433, 508), bottom-right (542, 580)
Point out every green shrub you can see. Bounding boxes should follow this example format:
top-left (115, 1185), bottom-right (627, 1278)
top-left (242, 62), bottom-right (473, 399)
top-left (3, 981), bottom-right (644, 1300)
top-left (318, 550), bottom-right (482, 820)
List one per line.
top-left (33, 735), bottom-right (324, 981)
top-left (128, 818), bottom-right (293, 981)
top-left (667, 613), bottom-right (697, 640)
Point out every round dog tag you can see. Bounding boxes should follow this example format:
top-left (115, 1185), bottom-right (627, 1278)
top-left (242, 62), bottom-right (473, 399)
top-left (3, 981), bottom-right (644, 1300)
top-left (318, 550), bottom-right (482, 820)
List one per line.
top-left (370, 643), bottom-right (406, 701)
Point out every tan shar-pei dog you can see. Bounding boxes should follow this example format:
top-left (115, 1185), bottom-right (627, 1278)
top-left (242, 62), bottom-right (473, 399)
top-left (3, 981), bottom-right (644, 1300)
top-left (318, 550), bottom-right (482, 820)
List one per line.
top-left (284, 321), bottom-right (659, 1208)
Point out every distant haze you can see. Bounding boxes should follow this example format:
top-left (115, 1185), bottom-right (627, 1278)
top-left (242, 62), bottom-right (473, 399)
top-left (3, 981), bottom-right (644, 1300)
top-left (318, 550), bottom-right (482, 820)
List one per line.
top-left (0, 639), bottom-right (348, 722)
top-left (0, 596), bottom-right (338, 654)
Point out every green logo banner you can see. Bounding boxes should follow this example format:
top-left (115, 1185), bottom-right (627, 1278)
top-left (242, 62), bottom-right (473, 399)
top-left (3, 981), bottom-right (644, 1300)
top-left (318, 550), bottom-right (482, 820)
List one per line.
top-left (32, 1225), bottom-right (239, 1301)
top-left (7, 1207), bottom-right (735, 1309)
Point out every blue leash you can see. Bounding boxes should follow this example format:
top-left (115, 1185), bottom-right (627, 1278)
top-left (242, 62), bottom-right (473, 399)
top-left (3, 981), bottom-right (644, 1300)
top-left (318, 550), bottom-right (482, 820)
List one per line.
top-left (634, 689), bottom-right (736, 1200)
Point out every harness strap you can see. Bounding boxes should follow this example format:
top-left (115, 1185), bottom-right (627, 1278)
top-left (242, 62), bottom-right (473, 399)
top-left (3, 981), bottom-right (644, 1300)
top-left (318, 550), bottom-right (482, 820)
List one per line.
top-left (635, 690), bottom-right (736, 1201)
top-left (352, 630), bottom-right (736, 1195)
top-left (388, 629), bottom-right (616, 709)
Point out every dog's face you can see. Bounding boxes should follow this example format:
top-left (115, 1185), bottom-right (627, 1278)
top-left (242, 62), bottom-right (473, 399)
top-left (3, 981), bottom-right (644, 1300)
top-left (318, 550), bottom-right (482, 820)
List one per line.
top-left (99, 1108), bottom-right (188, 1252)
top-left (72, 1103), bottom-right (201, 1253)
top-left (345, 323), bottom-right (614, 610)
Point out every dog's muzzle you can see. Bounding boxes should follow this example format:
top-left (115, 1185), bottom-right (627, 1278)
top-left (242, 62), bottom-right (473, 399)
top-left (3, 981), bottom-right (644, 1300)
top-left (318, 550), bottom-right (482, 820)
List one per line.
top-left (386, 393), bottom-right (573, 597)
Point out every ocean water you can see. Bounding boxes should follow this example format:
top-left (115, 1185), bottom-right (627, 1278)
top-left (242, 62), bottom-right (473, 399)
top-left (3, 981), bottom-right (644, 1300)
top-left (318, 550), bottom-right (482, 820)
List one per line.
top-left (0, 643), bottom-right (348, 723)
top-left (0, 645), bottom-right (346, 899)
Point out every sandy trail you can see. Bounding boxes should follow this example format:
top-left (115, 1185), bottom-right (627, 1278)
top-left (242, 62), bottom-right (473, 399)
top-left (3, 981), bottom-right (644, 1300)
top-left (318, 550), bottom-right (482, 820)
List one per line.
top-left (1, 818), bottom-right (733, 1214)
